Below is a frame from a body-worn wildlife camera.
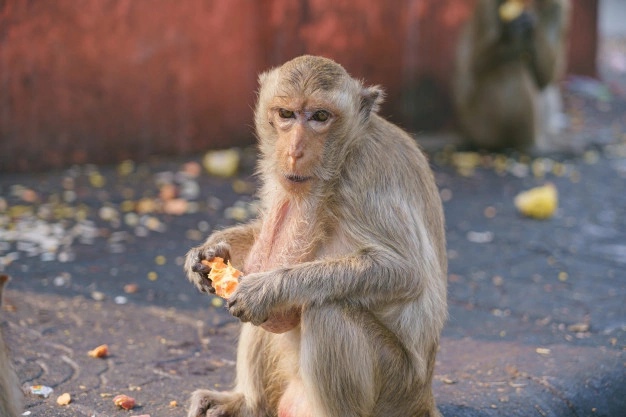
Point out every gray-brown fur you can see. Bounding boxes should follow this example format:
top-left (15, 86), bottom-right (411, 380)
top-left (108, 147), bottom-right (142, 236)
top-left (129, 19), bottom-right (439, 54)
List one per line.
top-left (185, 55), bottom-right (447, 417)
top-left (453, 0), bottom-right (571, 152)
top-left (0, 275), bottom-right (23, 417)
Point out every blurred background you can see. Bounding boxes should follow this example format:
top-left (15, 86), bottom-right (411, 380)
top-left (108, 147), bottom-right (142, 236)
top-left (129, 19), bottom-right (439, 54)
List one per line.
top-left (0, 0), bottom-right (622, 172)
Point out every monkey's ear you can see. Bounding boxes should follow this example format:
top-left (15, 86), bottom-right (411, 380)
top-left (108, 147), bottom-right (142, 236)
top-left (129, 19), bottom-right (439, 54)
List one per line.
top-left (360, 85), bottom-right (385, 118)
top-left (257, 70), bottom-right (270, 87)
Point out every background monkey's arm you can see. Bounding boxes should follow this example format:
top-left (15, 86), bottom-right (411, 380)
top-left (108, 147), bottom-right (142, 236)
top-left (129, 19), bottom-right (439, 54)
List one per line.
top-left (529, 0), bottom-right (570, 88)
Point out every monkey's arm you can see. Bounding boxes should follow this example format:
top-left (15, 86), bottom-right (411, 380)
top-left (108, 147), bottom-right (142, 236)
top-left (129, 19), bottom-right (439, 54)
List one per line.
top-left (283, 245), bottom-right (423, 304)
top-left (0, 275), bottom-right (8, 305)
top-left (467, 2), bottom-right (535, 76)
top-left (228, 242), bottom-right (437, 326)
top-left (528, 0), bottom-right (569, 88)
top-left (229, 191), bottom-right (443, 326)
top-left (185, 221), bottom-right (260, 293)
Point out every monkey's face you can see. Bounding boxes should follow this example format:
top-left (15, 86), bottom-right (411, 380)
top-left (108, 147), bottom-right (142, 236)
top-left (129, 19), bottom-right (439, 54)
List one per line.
top-left (268, 96), bottom-right (337, 193)
top-left (255, 56), bottom-right (380, 194)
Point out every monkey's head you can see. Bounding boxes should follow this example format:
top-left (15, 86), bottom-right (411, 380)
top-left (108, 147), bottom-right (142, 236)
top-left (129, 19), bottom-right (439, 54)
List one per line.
top-left (255, 55), bottom-right (383, 195)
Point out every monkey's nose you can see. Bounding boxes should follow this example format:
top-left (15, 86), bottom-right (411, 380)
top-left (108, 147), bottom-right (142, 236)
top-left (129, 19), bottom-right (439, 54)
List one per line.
top-left (288, 154), bottom-right (301, 170)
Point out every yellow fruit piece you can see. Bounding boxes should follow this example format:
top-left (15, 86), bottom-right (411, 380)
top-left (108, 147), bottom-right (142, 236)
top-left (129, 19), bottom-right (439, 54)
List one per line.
top-left (56, 393), bottom-right (71, 406)
top-left (499, 0), bottom-right (525, 21)
top-left (514, 183), bottom-right (558, 219)
top-left (451, 152), bottom-right (480, 177)
top-left (203, 149), bottom-right (240, 178)
top-left (117, 159), bottom-right (135, 176)
top-left (89, 172), bottom-right (106, 188)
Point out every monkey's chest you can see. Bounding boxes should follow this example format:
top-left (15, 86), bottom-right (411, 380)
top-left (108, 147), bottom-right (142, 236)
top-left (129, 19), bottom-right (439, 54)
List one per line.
top-left (245, 204), bottom-right (317, 274)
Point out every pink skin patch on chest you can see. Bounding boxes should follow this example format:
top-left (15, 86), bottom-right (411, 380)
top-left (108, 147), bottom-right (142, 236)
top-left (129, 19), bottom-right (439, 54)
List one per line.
top-left (244, 200), bottom-right (303, 333)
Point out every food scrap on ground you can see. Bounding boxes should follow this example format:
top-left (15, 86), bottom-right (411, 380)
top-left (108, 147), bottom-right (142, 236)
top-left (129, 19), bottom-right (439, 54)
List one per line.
top-left (113, 394), bottom-right (136, 410)
top-left (28, 385), bottom-right (54, 398)
top-left (56, 393), bottom-right (71, 406)
top-left (203, 149), bottom-right (240, 178)
top-left (514, 183), bottom-right (559, 219)
top-left (87, 344), bottom-right (109, 358)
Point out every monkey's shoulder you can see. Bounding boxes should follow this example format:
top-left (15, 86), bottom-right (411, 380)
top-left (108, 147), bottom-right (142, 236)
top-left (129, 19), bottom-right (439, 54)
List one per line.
top-left (354, 116), bottom-right (430, 175)
top-left (336, 116), bottom-right (435, 205)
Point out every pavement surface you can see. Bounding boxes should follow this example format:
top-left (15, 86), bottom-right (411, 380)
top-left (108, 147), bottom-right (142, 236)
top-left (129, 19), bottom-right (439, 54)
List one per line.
top-left (2, 46), bottom-right (626, 417)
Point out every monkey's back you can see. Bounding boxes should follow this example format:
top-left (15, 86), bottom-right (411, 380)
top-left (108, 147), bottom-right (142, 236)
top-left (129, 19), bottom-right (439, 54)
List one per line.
top-left (337, 114), bottom-right (446, 271)
top-left (326, 114), bottom-right (448, 387)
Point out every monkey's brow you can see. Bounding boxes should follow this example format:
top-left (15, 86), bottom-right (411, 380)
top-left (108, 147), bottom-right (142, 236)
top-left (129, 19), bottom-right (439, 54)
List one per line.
top-left (270, 96), bottom-right (306, 109)
top-left (271, 106), bottom-right (334, 117)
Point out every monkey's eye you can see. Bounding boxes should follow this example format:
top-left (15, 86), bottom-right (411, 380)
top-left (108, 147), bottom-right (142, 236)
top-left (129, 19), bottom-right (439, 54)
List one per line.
top-left (311, 110), bottom-right (330, 122)
top-left (278, 108), bottom-right (295, 119)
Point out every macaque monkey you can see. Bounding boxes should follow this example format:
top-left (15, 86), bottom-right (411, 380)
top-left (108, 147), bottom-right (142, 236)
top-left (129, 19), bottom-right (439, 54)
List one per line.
top-left (185, 56), bottom-right (447, 417)
top-left (185, 55), bottom-right (447, 417)
top-left (453, 0), bottom-right (571, 152)
top-left (0, 275), bottom-right (23, 417)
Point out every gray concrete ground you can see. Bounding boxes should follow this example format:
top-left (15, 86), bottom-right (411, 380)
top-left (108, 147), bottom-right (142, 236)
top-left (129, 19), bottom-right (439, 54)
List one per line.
top-left (2, 38), bottom-right (626, 417)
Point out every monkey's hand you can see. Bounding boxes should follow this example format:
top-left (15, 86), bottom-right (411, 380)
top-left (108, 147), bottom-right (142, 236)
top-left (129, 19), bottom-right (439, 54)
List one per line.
top-left (503, 10), bottom-right (535, 46)
top-left (184, 241), bottom-right (231, 294)
top-left (227, 271), bottom-right (277, 326)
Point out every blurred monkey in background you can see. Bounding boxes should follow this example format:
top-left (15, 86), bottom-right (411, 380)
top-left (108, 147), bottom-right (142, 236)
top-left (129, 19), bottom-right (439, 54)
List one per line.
top-left (453, 0), bottom-right (571, 152)
top-left (0, 275), bottom-right (23, 417)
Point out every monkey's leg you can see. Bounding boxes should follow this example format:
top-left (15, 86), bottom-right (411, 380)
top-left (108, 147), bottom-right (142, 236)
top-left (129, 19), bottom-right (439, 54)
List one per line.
top-left (300, 304), bottom-right (435, 417)
top-left (188, 325), bottom-right (270, 417)
top-left (534, 85), bottom-right (574, 153)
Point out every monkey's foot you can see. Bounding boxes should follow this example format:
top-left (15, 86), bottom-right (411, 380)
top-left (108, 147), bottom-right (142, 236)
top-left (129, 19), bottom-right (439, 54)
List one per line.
top-left (187, 389), bottom-right (245, 417)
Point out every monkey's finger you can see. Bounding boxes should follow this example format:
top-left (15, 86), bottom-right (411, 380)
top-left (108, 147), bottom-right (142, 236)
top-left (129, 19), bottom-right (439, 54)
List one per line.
top-left (226, 299), bottom-right (250, 322)
top-left (194, 279), bottom-right (216, 293)
top-left (201, 242), bottom-right (231, 262)
top-left (192, 262), bottom-right (211, 274)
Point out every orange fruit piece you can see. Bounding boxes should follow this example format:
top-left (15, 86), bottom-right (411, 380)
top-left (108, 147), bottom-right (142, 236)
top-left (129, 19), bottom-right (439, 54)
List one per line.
top-left (201, 257), bottom-right (242, 299)
top-left (113, 394), bottom-right (136, 410)
top-left (87, 344), bottom-right (109, 358)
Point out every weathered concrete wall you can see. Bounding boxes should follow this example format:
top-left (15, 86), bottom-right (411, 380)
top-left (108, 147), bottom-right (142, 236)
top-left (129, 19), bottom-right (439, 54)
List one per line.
top-left (568, 0), bottom-right (599, 77)
top-left (0, 0), bottom-right (597, 172)
top-left (1, 1), bottom-right (263, 171)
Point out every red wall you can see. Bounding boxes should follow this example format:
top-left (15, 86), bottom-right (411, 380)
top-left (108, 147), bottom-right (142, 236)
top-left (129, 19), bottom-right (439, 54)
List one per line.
top-left (0, 0), bottom-right (597, 172)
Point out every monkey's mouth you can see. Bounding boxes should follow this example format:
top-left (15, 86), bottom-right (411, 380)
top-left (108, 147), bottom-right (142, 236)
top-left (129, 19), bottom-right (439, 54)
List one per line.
top-left (284, 174), bottom-right (312, 183)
